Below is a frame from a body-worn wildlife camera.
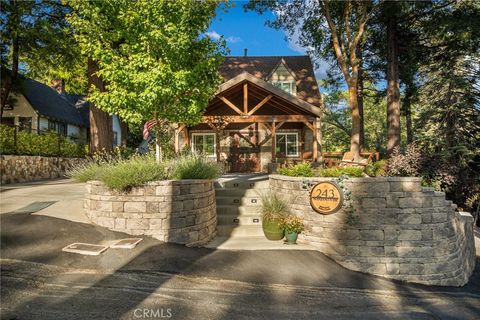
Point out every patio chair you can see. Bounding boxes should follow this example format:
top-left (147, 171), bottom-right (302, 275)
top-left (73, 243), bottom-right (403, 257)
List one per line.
top-left (338, 151), bottom-right (369, 168)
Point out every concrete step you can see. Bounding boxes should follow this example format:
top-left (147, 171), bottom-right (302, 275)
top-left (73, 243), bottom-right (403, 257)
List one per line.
top-left (216, 196), bottom-right (262, 206)
top-left (216, 205), bottom-right (262, 216)
top-left (217, 214), bottom-right (262, 226)
top-left (217, 225), bottom-right (264, 237)
top-left (215, 188), bottom-right (268, 197)
top-left (205, 236), bottom-right (317, 250)
top-left (215, 180), bottom-right (270, 190)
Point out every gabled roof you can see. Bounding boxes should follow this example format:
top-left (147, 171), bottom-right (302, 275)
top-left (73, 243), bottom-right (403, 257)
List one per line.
top-left (0, 67), bottom-right (88, 127)
top-left (219, 56), bottom-right (322, 108)
top-left (217, 72), bottom-right (321, 117)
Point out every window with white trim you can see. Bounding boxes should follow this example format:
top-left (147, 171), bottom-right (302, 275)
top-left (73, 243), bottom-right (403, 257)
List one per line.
top-left (192, 133), bottom-right (216, 158)
top-left (276, 132), bottom-right (299, 157)
top-left (272, 81), bottom-right (295, 95)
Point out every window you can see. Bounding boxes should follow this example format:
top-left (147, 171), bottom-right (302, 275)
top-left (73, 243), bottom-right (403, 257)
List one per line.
top-left (19, 117), bottom-right (32, 132)
top-left (192, 133), bottom-right (216, 158)
top-left (276, 133), bottom-right (299, 157)
top-left (272, 81), bottom-right (295, 95)
top-left (47, 120), bottom-right (67, 136)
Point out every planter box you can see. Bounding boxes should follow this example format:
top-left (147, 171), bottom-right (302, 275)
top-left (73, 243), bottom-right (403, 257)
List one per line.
top-left (84, 180), bottom-right (217, 247)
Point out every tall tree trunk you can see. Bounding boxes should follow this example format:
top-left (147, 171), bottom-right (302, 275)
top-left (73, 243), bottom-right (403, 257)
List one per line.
top-left (1, 0), bottom-right (20, 121)
top-left (120, 119), bottom-right (128, 147)
top-left (357, 45), bottom-right (365, 151)
top-left (404, 86), bottom-right (414, 144)
top-left (87, 58), bottom-right (113, 154)
top-left (386, 15), bottom-right (401, 157)
top-left (348, 81), bottom-right (361, 160)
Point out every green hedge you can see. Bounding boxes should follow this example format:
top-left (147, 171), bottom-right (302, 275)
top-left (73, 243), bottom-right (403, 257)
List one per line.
top-left (0, 125), bottom-right (87, 158)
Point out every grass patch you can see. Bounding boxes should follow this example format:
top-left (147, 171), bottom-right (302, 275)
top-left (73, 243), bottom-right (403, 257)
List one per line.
top-left (169, 154), bottom-right (222, 180)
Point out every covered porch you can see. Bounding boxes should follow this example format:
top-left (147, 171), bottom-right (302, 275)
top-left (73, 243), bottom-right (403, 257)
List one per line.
top-left (174, 72), bottom-right (322, 173)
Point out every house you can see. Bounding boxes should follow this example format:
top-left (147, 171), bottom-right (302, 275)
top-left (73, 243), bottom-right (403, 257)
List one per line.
top-left (175, 55), bottom-right (323, 173)
top-left (1, 71), bottom-right (123, 146)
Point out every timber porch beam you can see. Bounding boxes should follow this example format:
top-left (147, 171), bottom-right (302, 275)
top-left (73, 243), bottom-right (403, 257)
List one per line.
top-left (243, 82), bottom-right (248, 114)
top-left (202, 115), bottom-right (315, 123)
top-left (219, 96), bottom-right (244, 115)
top-left (247, 94), bottom-right (272, 115)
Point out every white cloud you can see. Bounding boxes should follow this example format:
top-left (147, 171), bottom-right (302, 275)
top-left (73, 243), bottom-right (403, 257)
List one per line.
top-left (226, 36), bottom-right (241, 43)
top-left (206, 30), bottom-right (242, 43)
top-left (205, 31), bottom-right (221, 41)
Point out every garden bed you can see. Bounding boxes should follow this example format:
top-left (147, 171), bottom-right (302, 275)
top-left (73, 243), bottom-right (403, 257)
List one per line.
top-left (84, 179), bottom-right (216, 246)
top-left (269, 174), bottom-right (476, 286)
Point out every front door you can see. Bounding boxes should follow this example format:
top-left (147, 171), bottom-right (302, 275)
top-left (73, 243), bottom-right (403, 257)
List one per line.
top-left (229, 131), bottom-right (261, 172)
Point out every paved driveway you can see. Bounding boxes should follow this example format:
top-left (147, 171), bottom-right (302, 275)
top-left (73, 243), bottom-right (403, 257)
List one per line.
top-left (1, 179), bottom-right (480, 319)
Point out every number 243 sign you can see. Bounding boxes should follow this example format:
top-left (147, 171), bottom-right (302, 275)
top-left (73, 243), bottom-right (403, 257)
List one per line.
top-left (309, 182), bottom-right (344, 215)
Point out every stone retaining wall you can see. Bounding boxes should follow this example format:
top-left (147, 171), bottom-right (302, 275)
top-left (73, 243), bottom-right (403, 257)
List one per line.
top-left (270, 175), bottom-right (476, 286)
top-left (0, 155), bottom-right (86, 184)
top-left (84, 180), bottom-right (217, 246)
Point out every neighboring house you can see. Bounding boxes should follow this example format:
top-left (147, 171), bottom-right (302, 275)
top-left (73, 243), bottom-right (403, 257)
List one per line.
top-left (1, 71), bottom-right (122, 146)
top-left (175, 55), bottom-right (323, 173)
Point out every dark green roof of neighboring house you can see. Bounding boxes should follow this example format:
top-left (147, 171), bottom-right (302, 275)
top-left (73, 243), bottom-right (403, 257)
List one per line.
top-left (19, 76), bottom-right (87, 127)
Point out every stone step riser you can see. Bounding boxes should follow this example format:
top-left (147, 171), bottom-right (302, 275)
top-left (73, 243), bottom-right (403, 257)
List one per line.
top-left (217, 225), bottom-right (264, 237)
top-left (216, 197), bottom-right (262, 206)
top-left (215, 181), bottom-right (270, 189)
top-left (217, 215), bottom-right (262, 226)
top-left (215, 188), bottom-right (268, 197)
top-left (216, 205), bottom-right (262, 216)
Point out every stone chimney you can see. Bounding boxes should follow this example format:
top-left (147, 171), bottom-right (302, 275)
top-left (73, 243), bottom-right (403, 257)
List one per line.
top-left (50, 78), bottom-right (65, 95)
top-left (244, 48), bottom-right (248, 57)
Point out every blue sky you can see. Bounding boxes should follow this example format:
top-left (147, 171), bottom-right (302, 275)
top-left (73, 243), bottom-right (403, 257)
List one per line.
top-left (207, 2), bottom-right (304, 57)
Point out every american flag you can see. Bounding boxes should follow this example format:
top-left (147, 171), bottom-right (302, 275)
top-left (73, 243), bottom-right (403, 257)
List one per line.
top-left (143, 119), bottom-right (158, 140)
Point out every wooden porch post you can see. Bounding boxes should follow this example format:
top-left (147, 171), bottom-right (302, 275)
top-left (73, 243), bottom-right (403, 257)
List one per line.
top-left (271, 121), bottom-right (276, 161)
top-left (312, 121), bottom-right (318, 162)
top-left (301, 127), bottom-right (305, 161)
top-left (215, 130), bottom-right (221, 162)
top-left (185, 127), bottom-right (190, 149)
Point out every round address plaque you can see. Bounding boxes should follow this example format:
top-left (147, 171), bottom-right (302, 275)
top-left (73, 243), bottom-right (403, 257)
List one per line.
top-left (309, 182), bottom-right (344, 215)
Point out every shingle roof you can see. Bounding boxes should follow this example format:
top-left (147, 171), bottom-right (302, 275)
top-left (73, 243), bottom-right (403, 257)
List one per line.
top-left (19, 76), bottom-right (88, 127)
top-left (219, 56), bottom-right (322, 108)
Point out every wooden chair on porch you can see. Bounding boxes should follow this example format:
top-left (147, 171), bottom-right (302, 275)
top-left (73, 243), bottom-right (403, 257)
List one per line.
top-left (337, 151), bottom-right (369, 168)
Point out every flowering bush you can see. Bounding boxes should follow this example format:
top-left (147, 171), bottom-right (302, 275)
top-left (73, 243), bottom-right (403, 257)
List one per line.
top-left (280, 215), bottom-right (304, 233)
top-left (387, 143), bottom-right (422, 176)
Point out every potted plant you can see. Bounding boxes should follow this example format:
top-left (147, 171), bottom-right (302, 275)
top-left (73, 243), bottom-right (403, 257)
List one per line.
top-left (261, 192), bottom-right (288, 240)
top-left (280, 215), bottom-right (304, 245)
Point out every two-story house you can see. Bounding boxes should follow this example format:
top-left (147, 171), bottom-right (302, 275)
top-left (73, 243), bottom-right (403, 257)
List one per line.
top-left (175, 55), bottom-right (323, 173)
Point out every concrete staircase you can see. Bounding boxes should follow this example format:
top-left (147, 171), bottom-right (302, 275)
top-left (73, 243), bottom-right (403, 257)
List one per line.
top-left (213, 174), bottom-right (269, 239)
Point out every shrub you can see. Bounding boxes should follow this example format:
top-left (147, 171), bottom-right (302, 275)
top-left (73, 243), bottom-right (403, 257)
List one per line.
top-left (0, 125), bottom-right (87, 157)
top-left (101, 155), bottom-right (166, 190)
top-left (387, 143), bottom-right (422, 176)
top-left (365, 160), bottom-right (388, 177)
top-left (70, 154), bottom-right (166, 190)
top-left (316, 166), bottom-right (364, 177)
top-left (169, 153), bottom-right (222, 180)
top-left (280, 215), bottom-right (304, 233)
top-left (68, 161), bottom-right (104, 182)
top-left (278, 162), bottom-right (314, 177)
top-left (261, 192), bottom-right (289, 221)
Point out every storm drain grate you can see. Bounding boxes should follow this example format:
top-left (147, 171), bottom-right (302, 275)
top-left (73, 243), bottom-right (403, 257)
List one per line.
top-left (62, 243), bottom-right (109, 256)
top-left (11, 201), bottom-right (57, 214)
top-left (110, 238), bottom-right (143, 249)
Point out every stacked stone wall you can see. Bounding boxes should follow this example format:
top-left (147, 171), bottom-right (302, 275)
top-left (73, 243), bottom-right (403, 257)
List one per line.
top-left (1, 155), bottom-right (86, 184)
top-left (270, 175), bottom-right (476, 286)
top-left (84, 180), bottom-right (216, 246)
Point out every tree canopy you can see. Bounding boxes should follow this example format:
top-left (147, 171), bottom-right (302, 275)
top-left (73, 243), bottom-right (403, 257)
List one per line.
top-left (67, 0), bottom-right (226, 126)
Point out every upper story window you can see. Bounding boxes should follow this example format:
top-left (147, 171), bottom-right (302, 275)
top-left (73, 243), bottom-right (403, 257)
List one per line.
top-left (272, 81), bottom-right (295, 95)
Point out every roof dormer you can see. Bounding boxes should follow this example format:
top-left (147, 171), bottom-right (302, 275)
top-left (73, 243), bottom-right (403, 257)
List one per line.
top-left (266, 58), bottom-right (297, 96)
